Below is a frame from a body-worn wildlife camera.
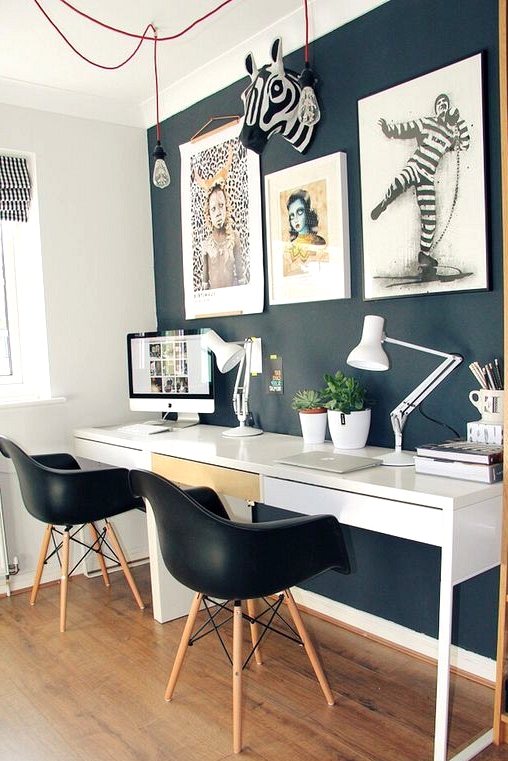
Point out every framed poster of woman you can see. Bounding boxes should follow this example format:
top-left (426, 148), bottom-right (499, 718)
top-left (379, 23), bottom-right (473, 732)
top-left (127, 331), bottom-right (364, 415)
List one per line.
top-left (264, 152), bottom-right (350, 305)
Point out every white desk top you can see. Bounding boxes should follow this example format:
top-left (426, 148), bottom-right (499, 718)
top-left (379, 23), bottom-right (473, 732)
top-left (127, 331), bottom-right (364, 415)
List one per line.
top-left (74, 424), bottom-right (502, 511)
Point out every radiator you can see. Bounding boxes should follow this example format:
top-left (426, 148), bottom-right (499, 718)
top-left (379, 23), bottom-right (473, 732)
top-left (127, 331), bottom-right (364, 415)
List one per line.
top-left (0, 489), bottom-right (10, 594)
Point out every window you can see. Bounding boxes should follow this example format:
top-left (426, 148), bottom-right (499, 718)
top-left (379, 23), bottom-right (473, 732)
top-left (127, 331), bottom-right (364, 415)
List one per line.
top-left (0, 163), bottom-right (50, 402)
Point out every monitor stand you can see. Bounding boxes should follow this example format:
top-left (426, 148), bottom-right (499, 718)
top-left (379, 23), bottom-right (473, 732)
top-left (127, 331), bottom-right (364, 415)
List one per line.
top-left (162, 412), bottom-right (200, 429)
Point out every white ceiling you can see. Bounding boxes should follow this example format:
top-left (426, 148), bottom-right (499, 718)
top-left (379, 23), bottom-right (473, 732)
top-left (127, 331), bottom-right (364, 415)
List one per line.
top-left (0, 0), bottom-right (387, 128)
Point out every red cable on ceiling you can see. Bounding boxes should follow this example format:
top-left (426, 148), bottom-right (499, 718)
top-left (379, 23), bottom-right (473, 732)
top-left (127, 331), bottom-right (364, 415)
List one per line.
top-left (56, 0), bottom-right (235, 42)
top-left (31, 0), bottom-right (236, 71)
top-left (32, 0), bottom-right (151, 69)
top-left (31, 0), bottom-right (311, 157)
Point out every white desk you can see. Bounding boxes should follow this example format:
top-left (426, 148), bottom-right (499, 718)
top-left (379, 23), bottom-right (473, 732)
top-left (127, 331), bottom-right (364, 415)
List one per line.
top-left (74, 424), bottom-right (502, 761)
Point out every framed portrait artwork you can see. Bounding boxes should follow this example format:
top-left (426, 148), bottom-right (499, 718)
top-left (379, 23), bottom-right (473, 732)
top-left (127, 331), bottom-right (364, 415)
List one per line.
top-left (358, 53), bottom-right (488, 299)
top-left (180, 123), bottom-right (264, 319)
top-left (265, 152), bottom-right (350, 305)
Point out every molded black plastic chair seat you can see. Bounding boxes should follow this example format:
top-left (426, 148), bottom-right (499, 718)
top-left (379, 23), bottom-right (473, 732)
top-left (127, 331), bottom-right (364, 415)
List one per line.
top-left (0, 436), bottom-right (145, 631)
top-left (129, 468), bottom-right (350, 753)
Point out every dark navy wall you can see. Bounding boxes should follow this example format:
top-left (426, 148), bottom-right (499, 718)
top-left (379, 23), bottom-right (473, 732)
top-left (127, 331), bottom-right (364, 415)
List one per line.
top-left (148, 0), bottom-right (502, 658)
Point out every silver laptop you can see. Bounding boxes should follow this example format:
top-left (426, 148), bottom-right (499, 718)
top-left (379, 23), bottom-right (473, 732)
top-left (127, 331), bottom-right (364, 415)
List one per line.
top-left (276, 450), bottom-right (381, 474)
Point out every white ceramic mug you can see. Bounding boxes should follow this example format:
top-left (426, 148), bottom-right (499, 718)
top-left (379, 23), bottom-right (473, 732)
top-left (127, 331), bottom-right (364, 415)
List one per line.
top-left (469, 388), bottom-right (504, 425)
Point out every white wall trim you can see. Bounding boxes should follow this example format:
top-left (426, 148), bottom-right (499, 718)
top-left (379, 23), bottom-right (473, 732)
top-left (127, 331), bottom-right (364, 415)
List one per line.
top-left (291, 586), bottom-right (496, 684)
top-left (1, 577), bottom-right (494, 685)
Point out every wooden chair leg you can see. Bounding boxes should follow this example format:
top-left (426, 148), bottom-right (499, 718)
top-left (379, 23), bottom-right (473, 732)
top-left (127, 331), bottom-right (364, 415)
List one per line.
top-left (233, 600), bottom-right (243, 753)
top-left (165, 593), bottom-right (203, 701)
top-left (284, 588), bottom-right (335, 706)
top-left (59, 528), bottom-right (70, 633)
top-left (246, 598), bottom-right (263, 665)
top-left (104, 520), bottom-right (144, 610)
top-left (30, 523), bottom-right (52, 606)
top-left (88, 522), bottom-right (110, 587)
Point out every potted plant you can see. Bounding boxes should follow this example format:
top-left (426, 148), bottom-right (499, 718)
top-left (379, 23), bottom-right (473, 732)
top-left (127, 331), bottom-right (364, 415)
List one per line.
top-left (322, 370), bottom-right (371, 449)
top-left (291, 388), bottom-right (327, 444)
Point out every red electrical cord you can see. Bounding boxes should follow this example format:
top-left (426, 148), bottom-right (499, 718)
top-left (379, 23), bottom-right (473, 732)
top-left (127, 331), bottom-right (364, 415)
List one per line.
top-left (31, 0), bottom-right (309, 151)
top-left (31, 0), bottom-right (237, 145)
top-left (303, 0), bottom-right (309, 64)
top-left (153, 29), bottom-right (161, 143)
top-left (56, 0), bottom-right (235, 42)
top-left (31, 0), bottom-right (236, 70)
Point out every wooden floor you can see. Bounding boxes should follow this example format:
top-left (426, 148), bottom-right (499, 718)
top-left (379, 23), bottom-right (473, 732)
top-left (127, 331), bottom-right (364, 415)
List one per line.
top-left (1, 564), bottom-right (508, 761)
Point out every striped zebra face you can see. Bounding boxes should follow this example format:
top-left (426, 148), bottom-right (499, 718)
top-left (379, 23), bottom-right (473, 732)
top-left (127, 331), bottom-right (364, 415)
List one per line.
top-left (239, 38), bottom-right (315, 155)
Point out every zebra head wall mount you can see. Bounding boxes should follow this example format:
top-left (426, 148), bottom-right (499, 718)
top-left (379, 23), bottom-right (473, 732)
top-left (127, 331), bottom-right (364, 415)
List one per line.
top-left (239, 37), bottom-right (318, 155)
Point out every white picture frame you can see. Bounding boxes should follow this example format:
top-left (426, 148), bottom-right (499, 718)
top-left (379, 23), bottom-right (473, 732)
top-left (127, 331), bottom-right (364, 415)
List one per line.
top-left (265, 152), bottom-right (351, 305)
top-left (358, 53), bottom-right (488, 299)
top-left (180, 123), bottom-right (264, 318)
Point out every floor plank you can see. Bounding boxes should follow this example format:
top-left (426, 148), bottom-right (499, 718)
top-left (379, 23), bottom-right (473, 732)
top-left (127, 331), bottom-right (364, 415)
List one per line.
top-left (1, 565), bottom-right (508, 761)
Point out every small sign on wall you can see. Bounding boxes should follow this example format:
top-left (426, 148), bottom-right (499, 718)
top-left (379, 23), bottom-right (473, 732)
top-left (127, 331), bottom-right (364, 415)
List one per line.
top-left (266, 355), bottom-right (283, 394)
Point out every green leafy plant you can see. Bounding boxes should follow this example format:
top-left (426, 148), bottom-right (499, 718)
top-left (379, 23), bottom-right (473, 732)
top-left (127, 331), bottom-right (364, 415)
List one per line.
top-left (322, 371), bottom-right (369, 414)
top-left (291, 388), bottom-right (326, 411)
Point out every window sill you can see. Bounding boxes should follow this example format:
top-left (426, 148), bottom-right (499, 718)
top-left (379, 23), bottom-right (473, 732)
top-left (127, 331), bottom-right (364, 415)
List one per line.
top-left (0, 396), bottom-right (67, 409)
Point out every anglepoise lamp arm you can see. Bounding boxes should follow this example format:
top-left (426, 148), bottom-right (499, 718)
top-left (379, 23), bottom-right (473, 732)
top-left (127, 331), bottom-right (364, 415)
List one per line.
top-left (202, 331), bottom-right (263, 438)
top-left (385, 337), bottom-right (463, 455)
top-left (231, 340), bottom-right (249, 426)
top-left (347, 315), bottom-right (463, 465)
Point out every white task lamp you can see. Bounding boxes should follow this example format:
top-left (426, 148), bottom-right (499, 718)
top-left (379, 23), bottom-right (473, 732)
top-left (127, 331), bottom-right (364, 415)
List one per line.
top-left (202, 330), bottom-right (263, 438)
top-left (347, 315), bottom-right (463, 466)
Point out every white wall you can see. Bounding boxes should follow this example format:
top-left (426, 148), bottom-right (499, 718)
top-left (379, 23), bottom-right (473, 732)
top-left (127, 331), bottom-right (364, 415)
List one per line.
top-left (0, 103), bottom-right (156, 591)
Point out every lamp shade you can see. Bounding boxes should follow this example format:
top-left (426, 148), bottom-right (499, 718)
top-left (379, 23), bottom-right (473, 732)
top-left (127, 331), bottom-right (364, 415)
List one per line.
top-left (347, 315), bottom-right (390, 371)
top-left (202, 330), bottom-right (244, 374)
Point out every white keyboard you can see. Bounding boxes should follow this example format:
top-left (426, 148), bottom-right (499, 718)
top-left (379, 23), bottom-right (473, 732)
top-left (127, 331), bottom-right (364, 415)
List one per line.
top-left (116, 423), bottom-right (173, 436)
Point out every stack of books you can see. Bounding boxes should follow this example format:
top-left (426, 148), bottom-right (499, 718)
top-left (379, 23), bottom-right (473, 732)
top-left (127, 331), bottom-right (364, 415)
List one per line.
top-left (414, 440), bottom-right (503, 483)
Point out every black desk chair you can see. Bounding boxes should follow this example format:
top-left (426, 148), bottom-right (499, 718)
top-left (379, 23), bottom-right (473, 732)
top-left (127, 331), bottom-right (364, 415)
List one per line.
top-left (0, 436), bottom-right (145, 632)
top-left (129, 468), bottom-right (350, 753)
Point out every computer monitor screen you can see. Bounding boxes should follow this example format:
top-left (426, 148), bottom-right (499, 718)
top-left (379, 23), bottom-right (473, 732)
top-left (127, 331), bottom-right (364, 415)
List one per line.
top-left (127, 330), bottom-right (214, 426)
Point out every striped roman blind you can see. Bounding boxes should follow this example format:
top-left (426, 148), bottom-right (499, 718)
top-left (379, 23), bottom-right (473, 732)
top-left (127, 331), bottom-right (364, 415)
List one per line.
top-left (0, 155), bottom-right (31, 222)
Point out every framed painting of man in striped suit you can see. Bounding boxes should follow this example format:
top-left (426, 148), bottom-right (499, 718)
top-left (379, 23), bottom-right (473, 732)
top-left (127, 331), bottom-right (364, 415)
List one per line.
top-left (358, 53), bottom-right (487, 299)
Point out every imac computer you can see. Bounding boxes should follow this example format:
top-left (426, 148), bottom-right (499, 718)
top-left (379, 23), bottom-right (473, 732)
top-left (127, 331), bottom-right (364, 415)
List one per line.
top-left (127, 330), bottom-right (214, 428)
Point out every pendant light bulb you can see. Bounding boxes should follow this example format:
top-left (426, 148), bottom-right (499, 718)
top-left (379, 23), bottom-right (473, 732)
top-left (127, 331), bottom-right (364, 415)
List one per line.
top-left (298, 64), bottom-right (321, 127)
top-left (152, 141), bottom-right (170, 189)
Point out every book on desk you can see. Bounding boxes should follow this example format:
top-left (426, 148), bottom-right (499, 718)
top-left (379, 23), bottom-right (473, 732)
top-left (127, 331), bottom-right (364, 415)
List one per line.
top-left (414, 439), bottom-right (503, 482)
top-left (414, 455), bottom-right (503, 483)
top-left (415, 440), bottom-right (503, 464)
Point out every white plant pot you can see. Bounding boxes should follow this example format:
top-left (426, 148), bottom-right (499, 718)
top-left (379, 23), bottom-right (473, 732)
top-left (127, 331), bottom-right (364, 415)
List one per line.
top-left (327, 408), bottom-right (371, 449)
top-left (298, 410), bottom-right (327, 444)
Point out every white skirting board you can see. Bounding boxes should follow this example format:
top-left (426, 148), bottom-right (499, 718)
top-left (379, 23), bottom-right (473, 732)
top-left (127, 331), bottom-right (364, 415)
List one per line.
top-left (291, 586), bottom-right (496, 684)
top-left (0, 564), bottom-right (495, 684)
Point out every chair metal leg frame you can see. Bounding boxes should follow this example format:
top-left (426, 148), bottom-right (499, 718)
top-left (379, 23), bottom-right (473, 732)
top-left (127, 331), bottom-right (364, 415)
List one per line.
top-left (88, 523), bottom-right (111, 588)
top-left (39, 522), bottom-right (121, 578)
top-left (165, 589), bottom-right (335, 753)
top-left (30, 520), bottom-right (145, 631)
top-left (246, 598), bottom-right (263, 666)
top-left (183, 594), bottom-right (298, 669)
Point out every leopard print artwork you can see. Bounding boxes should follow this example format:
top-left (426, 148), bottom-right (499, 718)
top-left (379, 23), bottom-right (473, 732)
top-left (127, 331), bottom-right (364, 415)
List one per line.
top-left (189, 138), bottom-right (250, 292)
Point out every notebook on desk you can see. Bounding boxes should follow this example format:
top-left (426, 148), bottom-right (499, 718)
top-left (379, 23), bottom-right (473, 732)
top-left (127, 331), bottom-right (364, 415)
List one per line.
top-left (275, 451), bottom-right (382, 474)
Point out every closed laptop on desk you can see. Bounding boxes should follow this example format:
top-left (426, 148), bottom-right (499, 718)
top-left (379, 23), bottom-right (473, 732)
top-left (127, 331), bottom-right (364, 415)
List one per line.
top-left (276, 451), bottom-right (381, 474)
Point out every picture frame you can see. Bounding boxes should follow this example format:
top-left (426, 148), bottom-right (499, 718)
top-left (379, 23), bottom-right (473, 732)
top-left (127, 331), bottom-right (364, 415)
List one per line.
top-left (180, 123), bottom-right (264, 319)
top-left (265, 152), bottom-right (350, 305)
top-left (358, 53), bottom-right (487, 299)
